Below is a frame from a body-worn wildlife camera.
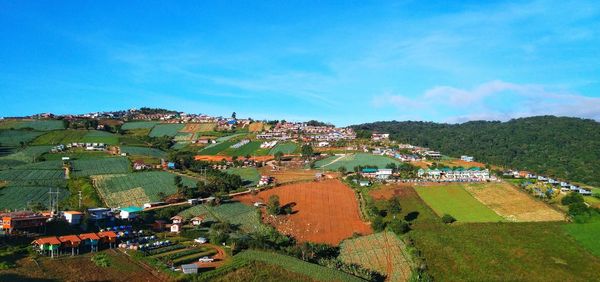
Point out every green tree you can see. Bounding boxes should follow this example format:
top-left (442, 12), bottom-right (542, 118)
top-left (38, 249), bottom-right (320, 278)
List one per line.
top-left (338, 166), bottom-right (347, 175)
top-left (388, 219), bottom-right (410, 235)
top-left (372, 216), bottom-right (386, 232)
top-left (388, 197), bottom-right (401, 216)
top-left (267, 195), bottom-right (281, 215)
top-left (301, 144), bottom-right (314, 160)
top-left (442, 214), bottom-right (456, 224)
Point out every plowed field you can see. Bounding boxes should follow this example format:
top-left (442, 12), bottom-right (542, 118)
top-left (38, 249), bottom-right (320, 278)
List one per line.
top-left (236, 179), bottom-right (371, 245)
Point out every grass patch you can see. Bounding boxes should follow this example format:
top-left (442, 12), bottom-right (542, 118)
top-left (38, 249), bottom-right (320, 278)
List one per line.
top-left (415, 184), bottom-right (504, 222)
top-left (226, 167), bottom-right (260, 187)
top-left (563, 218), bottom-right (600, 257)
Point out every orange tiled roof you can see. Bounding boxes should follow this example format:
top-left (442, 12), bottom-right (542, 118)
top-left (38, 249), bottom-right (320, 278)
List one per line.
top-left (78, 233), bottom-right (100, 240)
top-left (97, 231), bottom-right (117, 238)
top-left (33, 237), bottom-right (61, 245)
top-left (58, 235), bottom-right (81, 243)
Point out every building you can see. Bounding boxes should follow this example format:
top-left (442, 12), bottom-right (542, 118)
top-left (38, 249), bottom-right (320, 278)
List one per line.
top-left (460, 155), bottom-right (474, 162)
top-left (1, 211), bottom-right (50, 234)
top-left (32, 237), bottom-right (62, 258)
top-left (371, 133), bottom-right (390, 141)
top-left (87, 208), bottom-right (112, 221)
top-left (418, 167), bottom-right (490, 182)
top-left (376, 169), bottom-right (393, 180)
top-left (181, 264), bottom-right (199, 274)
top-left (120, 206), bottom-right (143, 219)
top-left (63, 211), bottom-right (83, 225)
top-left (191, 216), bottom-right (204, 226)
top-left (58, 235), bottom-right (82, 256)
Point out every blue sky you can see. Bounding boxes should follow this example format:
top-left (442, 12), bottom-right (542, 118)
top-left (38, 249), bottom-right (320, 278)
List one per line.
top-left (1, 1), bottom-right (599, 126)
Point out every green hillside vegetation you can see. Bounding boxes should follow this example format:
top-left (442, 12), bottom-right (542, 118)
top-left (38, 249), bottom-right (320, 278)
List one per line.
top-left (14, 120), bottom-right (65, 131)
top-left (0, 185), bottom-right (69, 210)
top-left (0, 146), bottom-right (53, 169)
top-left (0, 130), bottom-right (45, 146)
top-left (120, 146), bottom-right (167, 158)
top-left (121, 121), bottom-right (159, 130)
top-left (314, 153), bottom-right (401, 171)
top-left (226, 167), bottom-right (260, 186)
top-left (352, 116), bottom-right (600, 186)
top-left (563, 218), bottom-right (600, 257)
top-left (32, 130), bottom-right (118, 145)
top-left (269, 142), bottom-right (298, 155)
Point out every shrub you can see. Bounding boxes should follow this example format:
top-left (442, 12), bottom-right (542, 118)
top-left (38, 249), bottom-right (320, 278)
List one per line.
top-left (388, 219), bottom-right (410, 235)
top-left (372, 217), bottom-right (386, 232)
top-left (442, 214), bottom-right (456, 224)
top-left (561, 192), bottom-right (584, 206)
top-left (91, 253), bottom-right (111, 267)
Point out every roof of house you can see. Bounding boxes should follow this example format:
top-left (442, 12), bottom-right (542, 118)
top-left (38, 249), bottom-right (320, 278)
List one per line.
top-left (78, 233), bottom-right (101, 240)
top-left (191, 216), bottom-right (205, 221)
top-left (121, 206), bottom-right (143, 213)
top-left (33, 237), bottom-right (61, 245)
top-left (361, 168), bottom-right (378, 173)
top-left (58, 235), bottom-right (81, 243)
top-left (171, 215), bottom-right (183, 220)
top-left (97, 231), bottom-right (117, 238)
top-left (64, 211), bottom-right (84, 215)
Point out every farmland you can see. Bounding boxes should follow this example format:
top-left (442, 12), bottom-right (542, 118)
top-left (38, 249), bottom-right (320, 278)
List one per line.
top-left (415, 184), bottom-right (504, 222)
top-left (0, 130), bottom-right (45, 146)
top-left (222, 141), bottom-right (264, 157)
top-left (0, 185), bottom-right (69, 210)
top-left (210, 261), bottom-right (315, 282)
top-left (226, 167), bottom-right (260, 187)
top-left (0, 168), bottom-right (66, 187)
top-left (181, 123), bottom-right (216, 132)
top-left (31, 130), bottom-right (88, 145)
top-left (314, 153), bottom-right (401, 171)
top-left (13, 120), bottom-right (65, 131)
top-left (81, 130), bottom-right (119, 145)
top-left (563, 219), bottom-right (600, 257)
top-left (235, 179), bottom-right (372, 245)
top-left (269, 142), bottom-right (298, 155)
top-left (120, 146), bottom-right (167, 158)
top-left (463, 182), bottom-right (565, 222)
top-left (121, 121), bottom-right (159, 130)
top-left (179, 202), bottom-right (268, 233)
top-left (198, 140), bottom-right (238, 155)
top-left (148, 124), bottom-right (185, 137)
top-left (257, 167), bottom-right (320, 184)
top-left (71, 157), bottom-right (130, 177)
top-left (92, 171), bottom-right (197, 207)
top-left (339, 232), bottom-right (412, 281)
top-left (0, 146), bottom-right (52, 169)
top-left (234, 250), bottom-right (364, 282)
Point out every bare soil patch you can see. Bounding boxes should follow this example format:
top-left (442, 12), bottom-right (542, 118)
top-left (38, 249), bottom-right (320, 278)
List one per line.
top-left (236, 179), bottom-right (372, 245)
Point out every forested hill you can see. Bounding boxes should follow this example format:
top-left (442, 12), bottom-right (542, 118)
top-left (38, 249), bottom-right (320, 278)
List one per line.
top-left (351, 116), bottom-right (600, 186)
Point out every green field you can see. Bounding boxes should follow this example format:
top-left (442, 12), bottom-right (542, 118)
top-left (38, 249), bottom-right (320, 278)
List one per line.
top-left (32, 130), bottom-right (88, 145)
top-left (226, 167), bottom-right (260, 187)
top-left (81, 130), bottom-right (119, 144)
top-left (234, 250), bottom-right (363, 282)
top-left (0, 168), bottom-right (66, 187)
top-left (14, 120), bottom-right (65, 131)
top-left (269, 142), bottom-right (298, 155)
top-left (43, 151), bottom-right (112, 161)
top-left (0, 130), bottom-right (45, 146)
top-left (179, 202), bottom-right (268, 233)
top-left (120, 146), bottom-right (167, 158)
top-left (223, 141), bottom-right (263, 156)
top-left (414, 184), bottom-right (504, 222)
top-left (121, 121), bottom-right (160, 130)
top-left (314, 153), bottom-right (401, 171)
top-left (563, 219), bottom-right (600, 257)
top-left (198, 140), bottom-right (238, 155)
top-left (0, 185), bottom-right (69, 210)
top-left (0, 146), bottom-right (53, 169)
top-left (71, 157), bottom-right (130, 177)
top-left (208, 261), bottom-right (315, 282)
top-left (93, 171), bottom-right (197, 207)
top-left (148, 124), bottom-right (185, 137)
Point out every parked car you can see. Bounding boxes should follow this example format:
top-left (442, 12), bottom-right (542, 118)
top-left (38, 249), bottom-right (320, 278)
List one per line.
top-left (194, 237), bottom-right (207, 244)
top-left (198, 256), bottom-right (214, 263)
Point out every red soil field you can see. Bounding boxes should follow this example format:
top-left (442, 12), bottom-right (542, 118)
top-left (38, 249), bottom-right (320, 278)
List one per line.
top-left (369, 184), bottom-right (418, 200)
top-left (236, 179), bottom-right (372, 245)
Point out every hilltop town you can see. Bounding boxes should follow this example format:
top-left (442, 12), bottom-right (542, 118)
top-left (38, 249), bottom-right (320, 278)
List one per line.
top-left (0, 109), bottom-right (599, 281)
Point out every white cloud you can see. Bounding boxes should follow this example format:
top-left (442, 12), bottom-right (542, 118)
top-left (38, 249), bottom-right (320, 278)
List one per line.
top-left (373, 80), bottom-right (600, 123)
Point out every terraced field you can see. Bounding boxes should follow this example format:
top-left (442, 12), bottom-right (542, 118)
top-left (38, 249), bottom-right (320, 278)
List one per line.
top-left (81, 130), bottom-right (119, 144)
top-left (93, 171), bottom-right (197, 207)
top-left (269, 142), bottom-right (298, 155)
top-left (32, 130), bottom-right (88, 145)
top-left (179, 202), bottom-right (268, 233)
top-left (121, 121), bottom-right (160, 130)
top-left (340, 232), bottom-right (412, 281)
top-left (0, 130), bottom-right (45, 146)
top-left (0, 185), bottom-right (69, 209)
top-left (120, 146), bottom-right (167, 158)
top-left (71, 157), bottom-right (130, 177)
top-left (148, 124), bottom-right (185, 137)
top-left (13, 120), bottom-right (65, 131)
top-left (0, 146), bottom-right (53, 169)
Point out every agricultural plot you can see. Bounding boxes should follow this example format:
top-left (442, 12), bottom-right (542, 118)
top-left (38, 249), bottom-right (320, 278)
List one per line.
top-left (71, 157), bottom-right (130, 177)
top-left (257, 167), bottom-right (320, 184)
top-left (463, 182), bottom-right (564, 222)
top-left (222, 141), bottom-right (263, 156)
top-left (235, 179), bottom-right (372, 245)
top-left (340, 232), bottom-right (413, 281)
top-left (0, 119), bottom-right (24, 129)
top-left (0, 146), bottom-right (53, 169)
top-left (31, 130), bottom-right (88, 145)
top-left (0, 130), bottom-right (45, 146)
top-left (121, 121), bottom-right (159, 130)
top-left (198, 140), bottom-right (237, 155)
top-left (93, 171), bottom-right (196, 207)
top-left (148, 124), bottom-right (185, 137)
top-left (415, 184), bottom-right (504, 222)
top-left (43, 151), bottom-right (112, 161)
top-left (180, 202), bottom-right (267, 233)
top-left (13, 120), bottom-right (65, 131)
top-left (181, 123), bottom-right (216, 133)
top-left (563, 219), bottom-right (600, 257)
top-left (0, 169), bottom-right (66, 187)
top-left (120, 146), bottom-right (167, 158)
top-left (226, 167), bottom-right (260, 187)
top-left (0, 186), bottom-right (69, 210)
top-left (173, 132), bottom-right (193, 142)
top-left (81, 130), bottom-right (119, 145)
top-left (235, 250), bottom-right (363, 282)
top-left (269, 142), bottom-right (298, 155)
top-left (314, 153), bottom-right (401, 171)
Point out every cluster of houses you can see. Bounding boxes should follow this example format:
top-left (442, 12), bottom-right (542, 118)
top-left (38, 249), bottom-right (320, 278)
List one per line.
top-left (417, 167), bottom-right (492, 182)
top-left (371, 133), bottom-right (389, 141)
top-left (504, 170), bottom-right (592, 196)
top-left (360, 168), bottom-right (394, 180)
top-left (32, 230), bottom-right (121, 258)
top-left (256, 122), bottom-right (356, 142)
top-left (169, 215), bottom-right (205, 233)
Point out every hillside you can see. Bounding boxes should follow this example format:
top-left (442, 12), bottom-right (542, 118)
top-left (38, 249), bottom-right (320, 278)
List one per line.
top-left (352, 116), bottom-right (600, 186)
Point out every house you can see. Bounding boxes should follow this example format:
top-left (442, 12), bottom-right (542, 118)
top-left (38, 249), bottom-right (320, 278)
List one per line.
top-left (171, 216), bottom-right (183, 224)
top-left (133, 160), bottom-right (148, 171)
top-left (579, 189), bottom-right (592, 196)
top-left (460, 155), bottom-right (474, 162)
top-left (424, 151), bottom-right (441, 160)
top-left (32, 237), bottom-right (62, 258)
top-left (317, 141), bottom-right (330, 147)
top-left (167, 162), bottom-right (176, 169)
top-left (376, 169), bottom-right (393, 180)
top-left (191, 216), bottom-right (204, 226)
top-left (63, 211), bottom-right (83, 225)
top-left (181, 264), bottom-right (198, 274)
top-left (371, 133), bottom-right (389, 141)
top-left (361, 168), bottom-right (378, 177)
top-left (87, 208), bottom-right (112, 221)
top-left (97, 231), bottom-right (118, 249)
top-left (170, 223), bottom-right (182, 233)
top-left (58, 235), bottom-right (82, 256)
top-left (120, 206), bottom-right (143, 219)
top-left (359, 180), bottom-right (371, 187)
top-left (78, 233), bottom-right (101, 252)
top-left (1, 211), bottom-right (50, 234)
